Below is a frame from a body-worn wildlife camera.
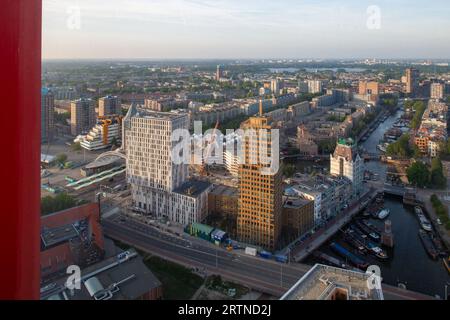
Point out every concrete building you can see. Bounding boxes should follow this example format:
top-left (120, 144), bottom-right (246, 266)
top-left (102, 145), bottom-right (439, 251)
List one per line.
top-left (280, 264), bottom-right (383, 300)
top-left (41, 249), bottom-right (163, 300)
top-left (77, 115), bottom-right (123, 151)
top-left (405, 68), bottom-right (420, 96)
top-left (237, 106), bottom-right (283, 251)
top-left (41, 88), bottom-right (55, 143)
top-left (297, 125), bottom-right (319, 156)
top-left (298, 80), bottom-right (309, 93)
top-left (216, 65), bottom-right (224, 81)
top-left (40, 203), bottom-right (105, 282)
top-left (288, 101), bottom-right (311, 121)
top-left (70, 98), bottom-right (96, 136)
top-left (307, 80), bottom-right (323, 94)
top-left (288, 174), bottom-right (352, 224)
top-left (271, 79), bottom-right (280, 95)
top-left (282, 197), bottom-right (315, 242)
top-left (430, 82), bottom-right (445, 100)
top-left (330, 138), bottom-right (364, 196)
top-left (98, 95), bottom-right (120, 117)
top-left (124, 105), bottom-right (210, 225)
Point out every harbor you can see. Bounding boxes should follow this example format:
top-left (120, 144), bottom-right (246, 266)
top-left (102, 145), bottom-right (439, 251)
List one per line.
top-left (298, 107), bottom-right (450, 298)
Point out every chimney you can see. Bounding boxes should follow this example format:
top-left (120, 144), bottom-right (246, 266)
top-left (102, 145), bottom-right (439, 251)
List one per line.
top-left (259, 99), bottom-right (263, 116)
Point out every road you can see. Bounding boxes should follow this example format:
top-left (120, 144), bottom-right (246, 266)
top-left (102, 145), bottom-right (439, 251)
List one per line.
top-left (102, 213), bottom-right (436, 300)
top-left (102, 215), bottom-right (310, 297)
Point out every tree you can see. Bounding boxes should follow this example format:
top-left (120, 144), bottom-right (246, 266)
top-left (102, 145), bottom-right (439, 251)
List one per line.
top-left (282, 163), bottom-right (296, 178)
top-left (430, 157), bottom-right (447, 189)
top-left (41, 193), bottom-right (84, 216)
top-left (110, 136), bottom-right (119, 147)
top-left (56, 153), bottom-right (68, 164)
top-left (386, 134), bottom-right (412, 157)
top-left (71, 142), bottom-right (82, 151)
top-left (407, 161), bottom-right (430, 188)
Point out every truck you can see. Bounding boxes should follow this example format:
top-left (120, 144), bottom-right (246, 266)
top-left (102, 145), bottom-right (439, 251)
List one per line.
top-left (275, 254), bottom-right (288, 263)
top-left (259, 251), bottom-right (272, 259)
top-left (244, 247), bottom-right (257, 257)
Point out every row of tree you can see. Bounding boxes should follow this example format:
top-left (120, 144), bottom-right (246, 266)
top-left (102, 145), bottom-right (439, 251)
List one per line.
top-left (41, 193), bottom-right (87, 216)
top-left (407, 158), bottom-right (447, 189)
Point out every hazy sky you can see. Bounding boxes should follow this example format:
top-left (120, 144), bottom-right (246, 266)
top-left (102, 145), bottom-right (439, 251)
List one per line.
top-left (43, 0), bottom-right (450, 60)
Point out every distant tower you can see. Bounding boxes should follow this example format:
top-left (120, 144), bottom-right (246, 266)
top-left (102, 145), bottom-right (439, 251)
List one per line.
top-left (98, 95), bottom-right (120, 117)
top-left (41, 88), bottom-right (55, 143)
top-left (216, 65), bottom-right (224, 81)
top-left (381, 220), bottom-right (394, 248)
top-left (405, 68), bottom-right (420, 96)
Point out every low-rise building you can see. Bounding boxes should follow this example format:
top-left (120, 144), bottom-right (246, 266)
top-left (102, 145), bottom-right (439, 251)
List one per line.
top-left (41, 249), bottom-right (163, 300)
top-left (282, 197), bottom-right (315, 242)
top-left (280, 264), bottom-right (383, 300)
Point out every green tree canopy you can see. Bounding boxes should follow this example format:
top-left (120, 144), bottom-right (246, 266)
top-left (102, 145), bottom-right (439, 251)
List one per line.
top-left (407, 161), bottom-right (430, 188)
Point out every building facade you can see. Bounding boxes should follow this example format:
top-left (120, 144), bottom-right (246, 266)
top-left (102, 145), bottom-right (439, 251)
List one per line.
top-left (124, 106), bottom-right (210, 225)
top-left (70, 98), bottom-right (96, 136)
top-left (98, 95), bottom-right (120, 117)
top-left (330, 138), bottom-right (364, 196)
top-left (405, 68), bottom-right (420, 96)
top-left (41, 88), bottom-right (55, 143)
top-left (237, 111), bottom-right (282, 251)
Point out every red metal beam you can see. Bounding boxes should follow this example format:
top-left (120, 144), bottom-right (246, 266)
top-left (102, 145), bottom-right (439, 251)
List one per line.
top-left (0, 0), bottom-right (42, 299)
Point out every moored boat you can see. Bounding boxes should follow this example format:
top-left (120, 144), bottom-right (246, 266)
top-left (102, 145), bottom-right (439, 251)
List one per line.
top-left (418, 230), bottom-right (439, 260)
top-left (378, 209), bottom-right (390, 219)
top-left (329, 242), bottom-right (369, 270)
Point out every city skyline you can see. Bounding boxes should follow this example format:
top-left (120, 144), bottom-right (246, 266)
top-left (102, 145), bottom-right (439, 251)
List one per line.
top-left (43, 0), bottom-right (450, 60)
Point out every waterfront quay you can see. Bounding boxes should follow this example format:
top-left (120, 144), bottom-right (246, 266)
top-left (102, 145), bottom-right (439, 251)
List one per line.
top-left (291, 188), bottom-right (377, 262)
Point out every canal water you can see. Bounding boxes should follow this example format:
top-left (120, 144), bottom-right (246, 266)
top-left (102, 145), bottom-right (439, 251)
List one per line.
top-left (301, 110), bottom-right (450, 297)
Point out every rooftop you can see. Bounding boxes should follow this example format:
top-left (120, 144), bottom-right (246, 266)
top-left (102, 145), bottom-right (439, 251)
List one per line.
top-left (41, 249), bottom-right (161, 300)
top-left (283, 196), bottom-right (312, 209)
top-left (281, 264), bottom-right (383, 300)
top-left (210, 184), bottom-right (238, 198)
top-left (173, 179), bottom-right (211, 198)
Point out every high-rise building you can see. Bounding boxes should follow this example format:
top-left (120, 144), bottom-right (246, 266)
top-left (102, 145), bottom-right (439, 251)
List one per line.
top-left (405, 68), bottom-right (420, 96)
top-left (271, 79), bottom-right (280, 95)
top-left (70, 98), bottom-right (96, 136)
top-left (98, 95), bottom-right (120, 117)
top-left (430, 83), bottom-right (445, 100)
top-left (216, 65), bottom-right (224, 81)
top-left (358, 81), bottom-right (379, 96)
top-left (307, 80), bottom-right (323, 94)
top-left (124, 105), bottom-right (211, 225)
top-left (237, 102), bottom-right (282, 250)
top-left (330, 138), bottom-right (364, 196)
top-left (41, 88), bottom-right (55, 143)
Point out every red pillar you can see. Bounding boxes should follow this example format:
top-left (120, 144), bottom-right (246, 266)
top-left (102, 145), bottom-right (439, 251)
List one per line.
top-left (0, 0), bottom-right (42, 299)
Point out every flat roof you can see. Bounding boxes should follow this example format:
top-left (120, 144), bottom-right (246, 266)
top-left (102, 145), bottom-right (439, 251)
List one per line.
top-left (210, 184), bottom-right (238, 197)
top-left (173, 180), bottom-right (211, 198)
top-left (41, 249), bottom-right (161, 300)
top-left (281, 264), bottom-right (383, 300)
